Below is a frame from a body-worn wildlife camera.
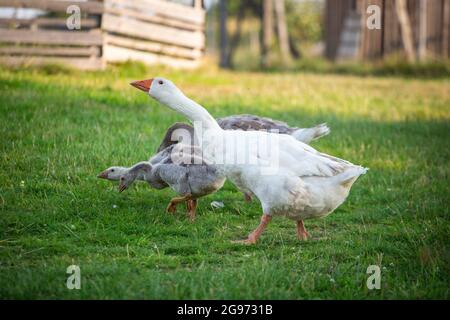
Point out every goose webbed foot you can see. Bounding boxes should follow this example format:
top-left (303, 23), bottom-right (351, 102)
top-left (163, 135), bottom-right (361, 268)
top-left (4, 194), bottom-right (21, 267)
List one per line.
top-left (296, 220), bottom-right (309, 240)
top-left (231, 234), bottom-right (258, 245)
top-left (232, 214), bottom-right (272, 245)
top-left (166, 202), bottom-right (177, 214)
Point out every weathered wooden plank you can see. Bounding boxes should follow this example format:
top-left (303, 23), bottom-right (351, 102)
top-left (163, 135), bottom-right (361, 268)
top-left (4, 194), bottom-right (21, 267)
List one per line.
top-left (103, 44), bottom-right (200, 69)
top-left (0, 0), bottom-right (104, 14)
top-left (102, 13), bottom-right (204, 49)
top-left (0, 45), bottom-right (100, 57)
top-left (443, 0), bottom-right (450, 57)
top-left (0, 29), bottom-right (103, 46)
top-left (104, 6), bottom-right (203, 31)
top-left (105, 0), bottom-right (205, 25)
top-left (0, 17), bottom-right (99, 28)
top-left (104, 34), bottom-right (202, 59)
top-left (0, 56), bottom-right (104, 69)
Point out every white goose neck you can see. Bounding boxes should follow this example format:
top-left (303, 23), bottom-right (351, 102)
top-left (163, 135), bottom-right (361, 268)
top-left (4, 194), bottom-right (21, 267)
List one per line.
top-left (161, 90), bottom-right (222, 132)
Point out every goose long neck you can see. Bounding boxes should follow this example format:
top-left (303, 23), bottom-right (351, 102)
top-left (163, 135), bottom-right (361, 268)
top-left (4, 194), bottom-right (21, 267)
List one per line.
top-left (163, 90), bottom-right (222, 131)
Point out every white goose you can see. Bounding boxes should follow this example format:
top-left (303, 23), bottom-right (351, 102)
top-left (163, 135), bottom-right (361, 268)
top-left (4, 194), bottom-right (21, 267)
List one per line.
top-left (131, 78), bottom-right (367, 244)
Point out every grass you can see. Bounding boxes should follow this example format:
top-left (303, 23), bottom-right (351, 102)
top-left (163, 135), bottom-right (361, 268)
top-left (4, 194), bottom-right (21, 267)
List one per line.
top-left (0, 62), bottom-right (449, 299)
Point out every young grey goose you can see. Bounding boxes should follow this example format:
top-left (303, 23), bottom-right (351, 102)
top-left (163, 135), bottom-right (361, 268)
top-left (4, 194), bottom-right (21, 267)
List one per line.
top-left (98, 144), bottom-right (225, 221)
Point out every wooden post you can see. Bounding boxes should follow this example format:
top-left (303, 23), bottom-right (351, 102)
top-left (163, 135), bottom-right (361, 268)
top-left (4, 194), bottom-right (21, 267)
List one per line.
top-left (418, 0), bottom-right (427, 61)
top-left (225, 1), bottom-right (246, 68)
top-left (395, 0), bottom-right (416, 62)
top-left (261, 0), bottom-right (273, 68)
top-left (443, 0), bottom-right (450, 58)
top-left (274, 0), bottom-right (291, 65)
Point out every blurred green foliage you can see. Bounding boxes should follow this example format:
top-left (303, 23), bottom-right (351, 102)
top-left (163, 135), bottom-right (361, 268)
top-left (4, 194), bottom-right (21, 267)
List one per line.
top-left (286, 0), bottom-right (324, 46)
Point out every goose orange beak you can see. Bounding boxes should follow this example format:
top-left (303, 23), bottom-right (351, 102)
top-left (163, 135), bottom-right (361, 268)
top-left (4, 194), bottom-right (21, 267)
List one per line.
top-left (97, 170), bottom-right (108, 179)
top-left (130, 79), bottom-right (153, 92)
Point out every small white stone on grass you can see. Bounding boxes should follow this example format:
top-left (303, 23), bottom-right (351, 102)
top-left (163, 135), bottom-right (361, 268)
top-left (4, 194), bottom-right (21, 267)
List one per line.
top-left (210, 201), bottom-right (224, 209)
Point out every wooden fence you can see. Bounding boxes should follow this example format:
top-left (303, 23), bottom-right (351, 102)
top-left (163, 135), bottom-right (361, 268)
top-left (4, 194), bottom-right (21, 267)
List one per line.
top-left (0, 0), bottom-right (205, 69)
top-left (325, 0), bottom-right (450, 61)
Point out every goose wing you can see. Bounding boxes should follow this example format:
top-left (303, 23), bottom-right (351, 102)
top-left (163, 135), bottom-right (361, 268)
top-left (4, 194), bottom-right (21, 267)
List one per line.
top-left (217, 114), bottom-right (293, 134)
top-left (277, 134), bottom-right (355, 177)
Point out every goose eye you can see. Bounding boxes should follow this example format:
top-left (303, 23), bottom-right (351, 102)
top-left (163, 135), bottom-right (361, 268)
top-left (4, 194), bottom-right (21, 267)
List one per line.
top-left (111, 169), bottom-right (115, 172)
top-left (158, 80), bottom-right (163, 85)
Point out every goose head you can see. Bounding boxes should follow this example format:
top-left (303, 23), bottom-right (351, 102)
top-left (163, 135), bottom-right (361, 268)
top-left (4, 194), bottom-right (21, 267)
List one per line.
top-left (130, 77), bottom-right (182, 108)
top-left (97, 166), bottom-right (129, 180)
top-left (130, 77), bottom-right (221, 131)
top-left (117, 173), bottom-right (136, 193)
top-left (117, 162), bottom-right (152, 193)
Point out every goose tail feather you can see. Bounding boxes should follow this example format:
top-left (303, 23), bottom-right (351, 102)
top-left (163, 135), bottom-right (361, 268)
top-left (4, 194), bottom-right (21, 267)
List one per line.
top-left (336, 166), bottom-right (368, 187)
top-left (291, 123), bottom-right (330, 143)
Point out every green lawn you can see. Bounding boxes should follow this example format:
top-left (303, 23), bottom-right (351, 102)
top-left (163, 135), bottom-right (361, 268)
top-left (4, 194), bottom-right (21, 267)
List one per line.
top-left (0, 63), bottom-right (448, 299)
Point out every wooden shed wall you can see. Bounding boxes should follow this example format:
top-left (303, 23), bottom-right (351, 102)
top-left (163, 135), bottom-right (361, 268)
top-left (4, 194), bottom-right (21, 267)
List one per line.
top-left (325, 0), bottom-right (450, 60)
top-left (0, 0), bottom-right (206, 69)
top-left (0, 0), bottom-right (104, 69)
top-left (102, 0), bottom-right (205, 68)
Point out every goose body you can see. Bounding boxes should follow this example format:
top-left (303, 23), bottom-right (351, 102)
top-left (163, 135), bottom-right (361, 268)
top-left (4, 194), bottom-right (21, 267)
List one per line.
top-left (202, 129), bottom-right (366, 221)
top-left (156, 117), bottom-right (329, 201)
top-left (130, 77), bottom-right (367, 243)
top-left (150, 144), bottom-right (225, 199)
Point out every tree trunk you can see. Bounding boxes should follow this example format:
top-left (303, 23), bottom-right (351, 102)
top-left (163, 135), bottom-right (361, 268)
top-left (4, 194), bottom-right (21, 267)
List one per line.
top-left (261, 0), bottom-right (273, 68)
top-left (225, 2), bottom-right (246, 68)
top-left (219, 0), bottom-right (229, 68)
top-left (395, 0), bottom-right (416, 62)
top-left (274, 0), bottom-right (291, 65)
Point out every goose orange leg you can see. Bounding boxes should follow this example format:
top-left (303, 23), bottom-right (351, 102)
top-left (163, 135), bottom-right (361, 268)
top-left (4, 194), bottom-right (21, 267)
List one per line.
top-left (296, 220), bottom-right (309, 240)
top-left (243, 192), bottom-right (252, 203)
top-left (166, 194), bottom-right (192, 214)
top-left (186, 199), bottom-right (197, 222)
top-left (233, 214), bottom-right (272, 245)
